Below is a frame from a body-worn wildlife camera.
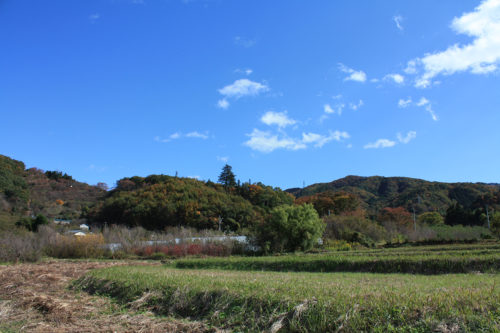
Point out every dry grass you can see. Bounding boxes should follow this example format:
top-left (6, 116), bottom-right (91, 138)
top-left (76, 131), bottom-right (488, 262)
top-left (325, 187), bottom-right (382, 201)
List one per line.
top-left (0, 260), bottom-right (215, 332)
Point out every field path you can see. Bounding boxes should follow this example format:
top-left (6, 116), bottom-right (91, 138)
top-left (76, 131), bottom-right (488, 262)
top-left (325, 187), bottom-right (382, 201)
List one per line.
top-left (0, 260), bottom-right (214, 333)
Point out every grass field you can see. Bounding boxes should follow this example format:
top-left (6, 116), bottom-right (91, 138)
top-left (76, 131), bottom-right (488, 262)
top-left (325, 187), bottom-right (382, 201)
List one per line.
top-left (75, 264), bottom-right (500, 332)
top-left (173, 242), bottom-right (500, 274)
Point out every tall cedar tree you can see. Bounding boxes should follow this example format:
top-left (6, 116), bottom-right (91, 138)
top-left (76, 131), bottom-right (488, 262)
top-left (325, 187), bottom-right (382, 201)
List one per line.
top-left (218, 164), bottom-right (237, 188)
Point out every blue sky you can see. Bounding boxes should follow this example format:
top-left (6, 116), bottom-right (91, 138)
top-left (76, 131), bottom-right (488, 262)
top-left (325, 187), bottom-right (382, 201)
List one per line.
top-left (1, 0), bottom-right (500, 189)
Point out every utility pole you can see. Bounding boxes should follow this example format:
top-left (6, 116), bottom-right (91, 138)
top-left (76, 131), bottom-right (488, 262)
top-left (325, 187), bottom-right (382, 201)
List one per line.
top-left (218, 215), bottom-right (223, 232)
top-left (412, 205), bottom-right (416, 232)
top-left (486, 205), bottom-right (491, 229)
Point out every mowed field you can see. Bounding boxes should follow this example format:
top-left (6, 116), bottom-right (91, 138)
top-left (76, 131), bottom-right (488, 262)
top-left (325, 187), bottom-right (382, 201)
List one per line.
top-left (74, 243), bottom-right (500, 332)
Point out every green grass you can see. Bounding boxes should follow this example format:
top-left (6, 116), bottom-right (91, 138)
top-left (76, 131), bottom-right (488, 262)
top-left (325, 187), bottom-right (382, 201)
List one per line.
top-left (171, 243), bottom-right (500, 274)
top-left (75, 265), bottom-right (500, 332)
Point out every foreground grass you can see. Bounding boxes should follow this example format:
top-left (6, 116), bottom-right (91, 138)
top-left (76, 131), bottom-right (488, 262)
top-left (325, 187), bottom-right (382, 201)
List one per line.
top-left (75, 265), bottom-right (500, 332)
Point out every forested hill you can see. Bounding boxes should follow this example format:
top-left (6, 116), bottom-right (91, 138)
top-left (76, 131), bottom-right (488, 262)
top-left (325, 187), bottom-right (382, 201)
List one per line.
top-left (0, 154), bottom-right (105, 227)
top-left (88, 174), bottom-right (294, 231)
top-left (287, 175), bottom-right (499, 216)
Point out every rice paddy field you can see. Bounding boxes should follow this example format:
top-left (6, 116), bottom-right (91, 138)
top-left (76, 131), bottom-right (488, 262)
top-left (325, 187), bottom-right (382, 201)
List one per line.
top-left (174, 242), bottom-right (500, 274)
top-left (74, 243), bottom-right (500, 332)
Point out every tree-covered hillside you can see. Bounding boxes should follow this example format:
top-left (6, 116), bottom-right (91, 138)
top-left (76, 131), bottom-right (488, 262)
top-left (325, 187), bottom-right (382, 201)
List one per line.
top-left (0, 154), bottom-right (105, 229)
top-left (287, 175), bottom-right (499, 217)
top-left (88, 174), bottom-right (294, 232)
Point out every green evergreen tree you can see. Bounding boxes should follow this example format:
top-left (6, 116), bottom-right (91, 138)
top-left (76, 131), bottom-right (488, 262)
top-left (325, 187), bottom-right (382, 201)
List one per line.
top-left (218, 164), bottom-right (236, 188)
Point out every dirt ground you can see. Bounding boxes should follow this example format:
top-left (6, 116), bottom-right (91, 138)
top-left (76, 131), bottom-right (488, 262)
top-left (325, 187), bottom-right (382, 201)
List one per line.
top-left (0, 260), bottom-right (214, 333)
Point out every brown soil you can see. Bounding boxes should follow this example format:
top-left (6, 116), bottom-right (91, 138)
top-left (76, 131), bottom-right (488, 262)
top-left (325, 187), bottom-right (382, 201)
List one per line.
top-left (0, 260), bottom-right (215, 332)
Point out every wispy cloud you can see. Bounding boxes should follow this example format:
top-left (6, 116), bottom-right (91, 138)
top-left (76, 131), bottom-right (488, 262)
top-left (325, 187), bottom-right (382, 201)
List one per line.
top-left (234, 68), bottom-right (253, 75)
top-left (349, 100), bottom-right (364, 111)
top-left (155, 131), bottom-right (209, 142)
top-left (364, 139), bottom-right (397, 149)
top-left (234, 36), bottom-right (256, 48)
top-left (338, 63), bottom-right (367, 82)
top-left (324, 103), bottom-right (344, 115)
top-left (365, 130), bottom-right (417, 149)
top-left (398, 97), bottom-right (412, 108)
top-left (89, 13), bottom-right (100, 23)
top-left (393, 15), bottom-right (404, 31)
top-left (397, 97), bottom-right (438, 121)
top-left (301, 131), bottom-right (350, 148)
top-left (217, 156), bottom-right (229, 163)
top-left (217, 99), bottom-right (229, 109)
top-left (261, 111), bottom-right (296, 128)
top-left (186, 131), bottom-right (209, 139)
top-left (409, 0), bottom-right (500, 88)
top-left (417, 97), bottom-right (438, 121)
top-left (397, 131), bottom-right (417, 144)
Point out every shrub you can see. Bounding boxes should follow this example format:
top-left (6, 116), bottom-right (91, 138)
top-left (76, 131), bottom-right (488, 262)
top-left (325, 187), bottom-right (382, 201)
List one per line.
top-left (15, 213), bottom-right (49, 232)
top-left (44, 233), bottom-right (108, 258)
top-left (254, 204), bottom-right (325, 253)
top-left (0, 232), bottom-right (42, 262)
top-left (134, 241), bottom-right (233, 258)
top-left (418, 211), bottom-right (444, 225)
top-left (324, 216), bottom-right (387, 246)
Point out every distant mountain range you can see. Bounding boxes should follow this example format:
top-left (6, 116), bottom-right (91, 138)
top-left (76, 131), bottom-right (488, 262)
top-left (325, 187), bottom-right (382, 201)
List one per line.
top-left (287, 175), bottom-right (499, 216)
top-left (2, 152), bottom-right (499, 229)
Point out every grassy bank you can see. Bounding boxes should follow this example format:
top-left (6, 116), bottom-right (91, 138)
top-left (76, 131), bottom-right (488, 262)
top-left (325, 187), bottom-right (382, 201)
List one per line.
top-left (75, 265), bottom-right (500, 332)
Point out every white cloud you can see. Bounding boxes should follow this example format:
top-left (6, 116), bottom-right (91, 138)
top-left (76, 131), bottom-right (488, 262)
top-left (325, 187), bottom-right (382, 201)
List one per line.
top-left (416, 97), bottom-right (430, 107)
top-left (398, 97), bottom-right (412, 108)
top-left (338, 63), bottom-right (367, 82)
top-left (394, 15), bottom-right (404, 31)
top-left (411, 0), bottom-right (500, 88)
top-left (364, 139), bottom-right (397, 149)
top-left (244, 129), bottom-right (305, 153)
top-left (218, 79), bottom-right (269, 102)
top-left (186, 131), bottom-right (209, 139)
top-left (261, 111), bottom-right (296, 128)
top-left (244, 129), bottom-right (349, 153)
top-left (217, 99), bottom-right (229, 109)
top-left (217, 156), bottom-right (229, 163)
top-left (234, 36), bottom-right (256, 48)
top-left (332, 94), bottom-right (342, 100)
top-left (349, 100), bottom-right (364, 110)
top-left (384, 73), bottom-right (405, 84)
top-left (324, 104), bottom-right (334, 114)
top-left (397, 131), bottom-right (417, 144)
top-left (324, 103), bottom-right (344, 115)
